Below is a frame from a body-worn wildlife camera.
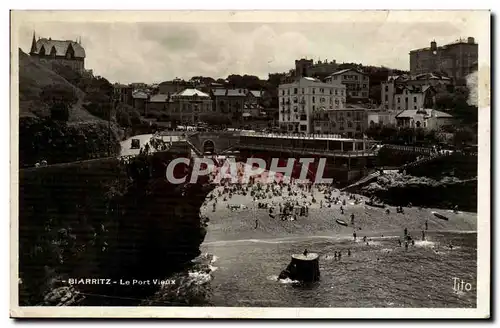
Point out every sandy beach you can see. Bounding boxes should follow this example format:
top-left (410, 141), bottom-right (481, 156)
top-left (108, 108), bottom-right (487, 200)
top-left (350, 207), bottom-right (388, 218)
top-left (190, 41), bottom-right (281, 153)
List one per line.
top-left (201, 180), bottom-right (477, 243)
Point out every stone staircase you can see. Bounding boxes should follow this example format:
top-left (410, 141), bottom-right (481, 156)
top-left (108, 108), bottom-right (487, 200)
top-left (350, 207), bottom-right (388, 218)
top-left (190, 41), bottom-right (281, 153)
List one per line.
top-left (340, 171), bottom-right (381, 191)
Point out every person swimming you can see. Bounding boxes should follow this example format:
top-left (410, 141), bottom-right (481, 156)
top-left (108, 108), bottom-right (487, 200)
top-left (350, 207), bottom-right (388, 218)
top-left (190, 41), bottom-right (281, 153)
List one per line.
top-left (303, 249), bottom-right (309, 256)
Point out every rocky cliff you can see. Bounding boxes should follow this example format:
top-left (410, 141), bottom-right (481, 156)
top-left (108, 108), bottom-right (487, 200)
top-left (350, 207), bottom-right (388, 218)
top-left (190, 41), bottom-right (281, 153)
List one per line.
top-left (18, 149), bottom-right (214, 306)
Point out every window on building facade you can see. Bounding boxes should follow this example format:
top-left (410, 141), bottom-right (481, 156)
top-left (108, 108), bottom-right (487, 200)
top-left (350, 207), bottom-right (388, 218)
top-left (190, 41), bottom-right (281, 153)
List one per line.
top-left (282, 90), bottom-right (284, 95)
top-left (414, 106), bottom-right (417, 109)
top-left (363, 84), bottom-right (367, 88)
top-left (312, 88), bottom-right (315, 94)
top-left (294, 88), bottom-right (298, 94)
top-left (348, 121), bottom-right (353, 128)
top-left (385, 85), bottom-right (389, 92)
top-left (287, 89), bottom-right (290, 95)
top-left (334, 76), bottom-right (338, 80)
top-left (330, 89), bottom-right (332, 94)
top-left (347, 111), bottom-right (351, 117)
top-left (356, 124), bottom-right (361, 131)
top-left (312, 105), bottom-right (315, 111)
top-left (302, 88), bottom-right (304, 94)
top-left (397, 98), bottom-right (400, 103)
top-left (312, 96), bottom-right (315, 103)
top-left (385, 95), bottom-right (388, 101)
top-left (413, 96), bottom-right (417, 102)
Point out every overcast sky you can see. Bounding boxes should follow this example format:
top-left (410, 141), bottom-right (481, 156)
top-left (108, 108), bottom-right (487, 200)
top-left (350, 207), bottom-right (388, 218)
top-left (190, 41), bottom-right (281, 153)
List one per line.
top-left (16, 15), bottom-right (487, 84)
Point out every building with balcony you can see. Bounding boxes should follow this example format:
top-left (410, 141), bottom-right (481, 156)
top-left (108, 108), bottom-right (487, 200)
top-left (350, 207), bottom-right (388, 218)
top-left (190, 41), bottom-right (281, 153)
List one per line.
top-left (170, 88), bottom-right (212, 125)
top-left (367, 110), bottom-right (398, 128)
top-left (113, 83), bottom-right (133, 105)
top-left (278, 77), bottom-right (346, 134)
top-left (381, 74), bottom-right (447, 110)
top-left (395, 108), bottom-right (454, 130)
top-left (147, 93), bottom-right (170, 112)
top-left (409, 37), bottom-right (478, 84)
top-left (325, 69), bottom-right (370, 102)
top-left (312, 108), bottom-right (367, 138)
top-left (211, 88), bottom-right (247, 124)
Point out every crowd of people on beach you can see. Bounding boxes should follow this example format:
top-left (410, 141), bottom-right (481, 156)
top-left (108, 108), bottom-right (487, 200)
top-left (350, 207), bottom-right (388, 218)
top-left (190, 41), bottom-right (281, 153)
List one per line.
top-left (201, 161), bottom-right (459, 263)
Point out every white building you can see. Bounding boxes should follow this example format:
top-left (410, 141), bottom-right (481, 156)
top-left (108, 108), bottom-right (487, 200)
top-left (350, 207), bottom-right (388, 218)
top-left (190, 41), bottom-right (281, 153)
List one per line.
top-left (381, 74), bottom-right (445, 110)
top-left (325, 69), bottom-right (370, 101)
top-left (278, 77), bottom-right (346, 133)
top-left (395, 108), bottom-right (454, 130)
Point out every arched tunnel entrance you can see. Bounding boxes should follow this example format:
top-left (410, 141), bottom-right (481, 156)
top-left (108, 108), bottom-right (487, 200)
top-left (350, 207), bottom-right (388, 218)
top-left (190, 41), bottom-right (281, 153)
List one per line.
top-left (203, 139), bottom-right (215, 155)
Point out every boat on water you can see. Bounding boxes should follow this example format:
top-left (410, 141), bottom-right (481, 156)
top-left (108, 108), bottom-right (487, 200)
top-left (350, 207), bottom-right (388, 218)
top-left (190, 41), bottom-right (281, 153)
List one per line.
top-left (336, 219), bottom-right (348, 226)
top-left (432, 212), bottom-right (449, 221)
top-left (365, 201), bottom-right (386, 209)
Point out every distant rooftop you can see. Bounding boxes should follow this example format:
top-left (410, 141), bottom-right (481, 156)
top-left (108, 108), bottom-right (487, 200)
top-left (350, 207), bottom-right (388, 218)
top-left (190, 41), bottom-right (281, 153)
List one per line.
top-left (327, 68), bottom-right (367, 77)
top-left (396, 108), bottom-right (453, 119)
top-left (173, 88), bottom-right (210, 97)
top-left (149, 94), bottom-right (169, 102)
top-left (410, 37), bottom-right (477, 53)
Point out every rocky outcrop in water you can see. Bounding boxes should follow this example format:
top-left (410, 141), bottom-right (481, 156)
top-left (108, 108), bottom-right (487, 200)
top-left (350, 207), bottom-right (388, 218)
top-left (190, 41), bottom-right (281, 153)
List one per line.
top-left (360, 172), bottom-right (477, 212)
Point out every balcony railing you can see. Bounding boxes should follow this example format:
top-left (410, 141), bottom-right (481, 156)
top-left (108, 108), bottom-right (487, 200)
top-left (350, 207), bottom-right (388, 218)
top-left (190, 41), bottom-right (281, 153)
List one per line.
top-left (238, 131), bottom-right (370, 141)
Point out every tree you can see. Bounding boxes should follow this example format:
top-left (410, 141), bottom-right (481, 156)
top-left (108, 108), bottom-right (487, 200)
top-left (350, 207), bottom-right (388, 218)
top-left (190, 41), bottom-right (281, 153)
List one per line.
top-left (116, 110), bottom-right (131, 127)
top-left (50, 103), bottom-right (69, 122)
top-left (40, 84), bottom-right (78, 107)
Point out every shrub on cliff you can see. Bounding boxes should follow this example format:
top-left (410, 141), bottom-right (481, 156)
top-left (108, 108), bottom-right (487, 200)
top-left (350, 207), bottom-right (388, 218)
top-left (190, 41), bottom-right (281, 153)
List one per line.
top-left (19, 116), bottom-right (121, 167)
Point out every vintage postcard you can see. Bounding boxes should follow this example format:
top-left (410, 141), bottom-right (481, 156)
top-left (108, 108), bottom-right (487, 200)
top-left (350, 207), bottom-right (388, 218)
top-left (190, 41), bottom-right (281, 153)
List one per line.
top-left (10, 10), bottom-right (490, 318)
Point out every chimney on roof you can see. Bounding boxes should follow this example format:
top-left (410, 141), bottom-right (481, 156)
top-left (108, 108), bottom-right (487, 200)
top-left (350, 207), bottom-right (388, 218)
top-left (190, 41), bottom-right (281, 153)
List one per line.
top-left (430, 40), bottom-right (437, 51)
top-left (467, 37), bottom-right (475, 44)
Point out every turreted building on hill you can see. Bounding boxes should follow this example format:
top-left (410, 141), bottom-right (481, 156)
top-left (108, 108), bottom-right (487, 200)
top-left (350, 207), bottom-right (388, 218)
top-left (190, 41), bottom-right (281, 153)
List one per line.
top-left (29, 32), bottom-right (86, 74)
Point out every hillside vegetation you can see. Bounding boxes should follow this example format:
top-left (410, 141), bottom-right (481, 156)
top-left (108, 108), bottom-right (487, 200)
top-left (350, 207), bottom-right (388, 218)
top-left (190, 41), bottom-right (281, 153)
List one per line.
top-left (18, 49), bottom-right (102, 123)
